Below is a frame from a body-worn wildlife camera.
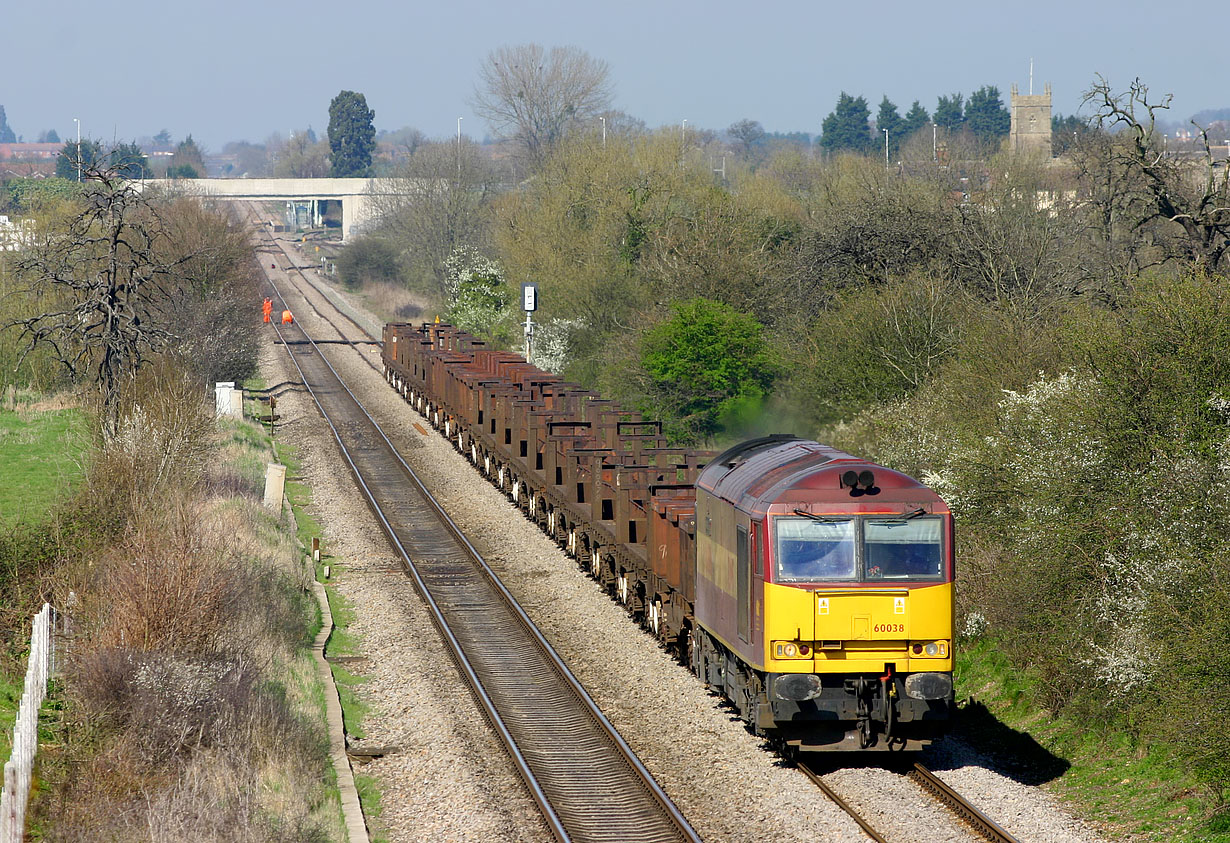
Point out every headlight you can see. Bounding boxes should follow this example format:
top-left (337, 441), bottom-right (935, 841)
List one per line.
top-left (773, 641), bottom-right (812, 659)
top-left (905, 672), bottom-right (953, 700)
top-left (774, 673), bottom-right (822, 701)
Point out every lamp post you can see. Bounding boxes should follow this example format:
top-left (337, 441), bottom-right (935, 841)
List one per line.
top-left (73, 118), bottom-right (81, 182)
top-left (884, 128), bottom-right (890, 168)
top-left (600, 116), bottom-right (606, 148)
top-left (456, 117), bottom-right (462, 180)
top-left (681, 119), bottom-right (687, 145)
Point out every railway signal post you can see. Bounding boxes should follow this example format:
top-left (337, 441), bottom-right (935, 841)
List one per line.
top-left (522, 282), bottom-right (537, 365)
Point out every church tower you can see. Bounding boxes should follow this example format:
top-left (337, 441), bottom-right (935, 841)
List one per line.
top-left (1010, 82), bottom-right (1052, 156)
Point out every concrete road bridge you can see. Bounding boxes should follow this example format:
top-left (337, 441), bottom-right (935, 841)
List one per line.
top-left (141, 177), bottom-right (421, 240)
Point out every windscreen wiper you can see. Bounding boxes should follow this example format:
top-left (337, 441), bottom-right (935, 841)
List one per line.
top-left (792, 509), bottom-right (851, 523)
top-left (870, 508), bottom-right (928, 525)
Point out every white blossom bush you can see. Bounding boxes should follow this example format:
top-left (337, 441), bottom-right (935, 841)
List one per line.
top-left (442, 246), bottom-right (516, 341)
top-left (960, 610), bottom-right (988, 640)
top-left (532, 317), bottom-right (586, 374)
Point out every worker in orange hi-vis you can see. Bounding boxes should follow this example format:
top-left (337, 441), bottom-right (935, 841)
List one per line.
top-left (262, 297), bottom-right (273, 323)
top-left (281, 310), bottom-right (294, 325)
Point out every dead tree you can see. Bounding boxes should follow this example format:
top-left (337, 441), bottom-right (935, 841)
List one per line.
top-left (11, 165), bottom-right (190, 436)
top-left (1084, 76), bottom-right (1230, 272)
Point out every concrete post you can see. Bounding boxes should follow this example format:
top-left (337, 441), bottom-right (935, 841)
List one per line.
top-left (263, 463), bottom-right (287, 512)
top-left (214, 382), bottom-right (235, 418)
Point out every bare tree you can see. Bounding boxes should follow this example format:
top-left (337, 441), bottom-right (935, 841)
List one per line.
top-left (472, 44), bottom-right (614, 170)
top-left (9, 166), bottom-right (191, 435)
top-left (727, 119), bottom-right (767, 163)
top-left (273, 130), bottom-right (330, 178)
top-left (368, 139), bottom-right (503, 295)
top-left (1084, 75), bottom-right (1230, 271)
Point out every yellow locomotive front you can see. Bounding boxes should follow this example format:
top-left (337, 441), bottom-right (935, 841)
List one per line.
top-left (693, 436), bottom-right (954, 751)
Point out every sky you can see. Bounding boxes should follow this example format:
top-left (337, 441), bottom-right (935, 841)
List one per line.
top-left (4, 0), bottom-right (1226, 151)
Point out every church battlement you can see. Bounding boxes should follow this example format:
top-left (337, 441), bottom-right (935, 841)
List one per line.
top-left (1010, 82), bottom-right (1053, 156)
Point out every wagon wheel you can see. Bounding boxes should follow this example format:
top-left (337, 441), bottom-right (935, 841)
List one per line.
top-left (648, 598), bottom-right (663, 639)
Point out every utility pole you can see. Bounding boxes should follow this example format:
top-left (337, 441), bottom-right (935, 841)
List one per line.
top-left (456, 117), bottom-right (462, 180)
top-left (884, 128), bottom-right (890, 168)
top-left (600, 116), bottom-right (606, 148)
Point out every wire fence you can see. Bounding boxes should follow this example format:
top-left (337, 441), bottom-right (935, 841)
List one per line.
top-left (0, 603), bottom-right (56, 843)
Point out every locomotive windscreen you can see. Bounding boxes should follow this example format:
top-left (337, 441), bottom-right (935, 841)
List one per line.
top-left (775, 518), bottom-right (856, 581)
top-left (864, 517), bottom-right (943, 581)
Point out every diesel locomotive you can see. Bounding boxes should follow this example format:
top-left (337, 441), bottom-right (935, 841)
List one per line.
top-left (382, 321), bottom-right (954, 751)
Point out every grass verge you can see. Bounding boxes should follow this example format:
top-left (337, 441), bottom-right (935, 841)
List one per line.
top-left (957, 638), bottom-right (1219, 841)
top-left (274, 425), bottom-right (386, 834)
top-left (0, 403), bottom-right (87, 528)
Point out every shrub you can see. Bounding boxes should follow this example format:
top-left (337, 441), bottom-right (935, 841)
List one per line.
top-left (639, 298), bottom-right (778, 445)
top-left (335, 235), bottom-right (402, 290)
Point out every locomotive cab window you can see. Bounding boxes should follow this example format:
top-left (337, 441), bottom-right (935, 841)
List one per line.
top-left (864, 517), bottom-right (943, 581)
top-left (775, 518), bottom-right (856, 582)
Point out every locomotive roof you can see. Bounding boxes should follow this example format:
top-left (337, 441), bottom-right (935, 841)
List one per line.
top-left (696, 435), bottom-right (942, 512)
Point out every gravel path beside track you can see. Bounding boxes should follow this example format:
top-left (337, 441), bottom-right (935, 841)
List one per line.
top-left (260, 236), bottom-right (1110, 843)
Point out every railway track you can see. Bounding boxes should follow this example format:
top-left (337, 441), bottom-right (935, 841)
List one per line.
top-left (800, 759), bottom-right (1021, 843)
top-left (908, 764), bottom-right (1020, 843)
top-left (257, 230), bottom-right (700, 843)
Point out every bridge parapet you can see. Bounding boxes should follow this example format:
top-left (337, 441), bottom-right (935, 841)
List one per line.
top-left (141, 177), bottom-right (425, 240)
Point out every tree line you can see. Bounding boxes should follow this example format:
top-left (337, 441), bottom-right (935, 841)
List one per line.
top-left (336, 48), bottom-right (1230, 832)
top-left (818, 86), bottom-right (1010, 157)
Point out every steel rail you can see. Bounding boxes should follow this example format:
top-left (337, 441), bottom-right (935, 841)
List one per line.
top-left (797, 761), bottom-right (889, 842)
top-left (260, 245), bottom-right (699, 843)
top-left (250, 209), bottom-right (383, 382)
top-left (254, 215), bottom-right (380, 344)
top-left (909, 764), bottom-right (1021, 843)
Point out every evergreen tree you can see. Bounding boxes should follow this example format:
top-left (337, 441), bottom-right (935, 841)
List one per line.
top-left (171, 135), bottom-right (206, 178)
top-left (109, 142), bottom-right (149, 179)
top-left (820, 92), bottom-right (872, 154)
top-left (965, 85), bottom-right (1010, 143)
top-left (1052, 113), bottom-right (1092, 155)
top-left (903, 100), bottom-right (930, 136)
top-left (0, 106), bottom-right (15, 144)
top-left (934, 93), bottom-right (964, 132)
top-left (327, 90), bottom-right (376, 177)
top-left (37, 129), bottom-right (60, 143)
top-left (55, 138), bottom-right (104, 180)
top-left (876, 96), bottom-right (904, 159)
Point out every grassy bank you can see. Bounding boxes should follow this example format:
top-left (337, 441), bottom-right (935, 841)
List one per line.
top-left (957, 640), bottom-right (1219, 841)
top-left (0, 388), bottom-right (360, 841)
